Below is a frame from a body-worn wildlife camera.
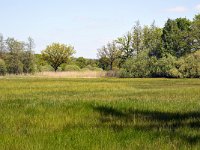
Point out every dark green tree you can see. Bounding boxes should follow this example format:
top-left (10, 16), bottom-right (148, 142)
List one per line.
top-left (162, 18), bottom-right (192, 57)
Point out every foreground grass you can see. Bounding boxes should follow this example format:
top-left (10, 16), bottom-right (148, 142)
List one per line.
top-left (0, 78), bottom-right (200, 149)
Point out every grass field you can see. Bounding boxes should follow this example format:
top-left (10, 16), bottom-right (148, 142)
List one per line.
top-left (0, 78), bottom-right (200, 150)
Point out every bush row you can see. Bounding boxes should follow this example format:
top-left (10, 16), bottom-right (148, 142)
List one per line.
top-left (117, 50), bottom-right (200, 78)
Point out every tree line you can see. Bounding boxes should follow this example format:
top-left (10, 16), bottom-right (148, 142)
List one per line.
top-left (97, 14), bottom-right (200, 78)
top-left (0, 36), bottom-right (101, 75)
top-left (0, 14), bottom-right (200, 78)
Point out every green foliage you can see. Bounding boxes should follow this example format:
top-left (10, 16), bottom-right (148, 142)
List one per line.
top-left (132, 21), bottom-right (143, 55)
top-left (150, 54), bottom-right (180, 78)
top-left (143, 23), bottom-right (163, 58)
top-left (98, 14), bottom-right (200, 78)
top-left (98, 57), bottom-right (110, 70)
top-left (0, 59), bottom-right (7, 75)
top-left (0, 36), bottom-right (36, 74)
top-left (168, 68), bottom-right (183, 78)
top-left (119, 51), bottom-right (151, 78)
top-left (84, 65), bottom-right (95, 70)
top-left (42, 43), bottom-right (75, 72)
top-left (97, 41), bottom-right (121, 70)
top-left (119, 52), bottom-right (182, 78)
top-left (22, 51), bottom-right (35, 74)
top-left (162, 18), bottom-right (193, 57)
top-left (86, 59), bottom-right (98, 67)
top-left (81, 65), bottom-right (103, 71)
top-left (40, 64), bottom-right (54, 72)
top-left (64, 65), bottom-right (81, 71)
top-left (117, 68), bottom-right (130, 78)
top-left (35, 54), bottom-right (48, 72)
top-left (192, 14), bottom-right (200, 51)
top-left (92, 67), bottom-right (103, 71)
top-left (22, 37), bottom-right (35, 74)
top-left (6, 57), bottom-right (24, 74)
top-left (5, 38), bottom-right (24, 74)
top-left (116, 32), bottom-right (134, 62)
top-left (178, 50), bottom-right (200, 78)
top-left (75, 57), bottom-right (87, 68)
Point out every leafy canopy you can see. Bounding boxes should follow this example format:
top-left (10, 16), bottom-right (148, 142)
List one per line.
top-left (42, 43), bottom-right (75, 72)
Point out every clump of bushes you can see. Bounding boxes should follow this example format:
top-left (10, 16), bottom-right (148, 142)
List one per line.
top-left (118, 51), bottom-right (152, 78)
top-left (6, 59), bottom-right (24, 75)
top-left (118, 50), bottom-right (200, 78)
top-left (64, 65), bottom-right (81, 71)
top-left (178, 50), bottom-right (200, 78)
top-left (82, 65), bottom-right (103, 71)
top-left (39, 65), bottom-right (54, 72)
top-left (149, 54), bottom-right (181, 78)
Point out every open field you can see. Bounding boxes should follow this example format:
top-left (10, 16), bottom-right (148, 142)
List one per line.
top-left (0, 78), bottom-right (200, 149)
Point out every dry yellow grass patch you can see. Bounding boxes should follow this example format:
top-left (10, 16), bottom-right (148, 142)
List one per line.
top-left (35, 71), bottom-right (106, 78)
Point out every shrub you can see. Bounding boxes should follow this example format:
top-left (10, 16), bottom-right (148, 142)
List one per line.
top-left (0, 59), bottom-right (7, 76)
top-left (85, 65), bottom-right (94, 70)
top-left (150, 54), bottom-right (180, 78)
top-left (120, 51), bottom-right (151, 78)
top-left (117, 69), bottom-right (131, 78)
top-left (40, 65), bottom-right (54, 72)
top-left (7, 60), bottom-right (23, 74)
top-left (75, 57), bottom-right (87, 68)
top-left (92, 67), bottom-right (103, 71)
top-left (82, 65), bottom-right (103, 71)
top-left (168, 68), bottom-right (183, 78)
top-left (119, 52), bottom-right (181, 78)
top-left (64, 65), bottom-right (80, 71)
top-left (178, 50), bottom-right (200, 78)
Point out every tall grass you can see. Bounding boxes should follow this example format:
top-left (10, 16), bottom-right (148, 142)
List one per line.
top-left (36, 71), bottom-right (106, 78)
top-left (0, 78), bottom-right (200, 149)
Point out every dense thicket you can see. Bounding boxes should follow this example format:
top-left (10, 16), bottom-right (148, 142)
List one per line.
top-left (97, 14), bottom-right (200, 78)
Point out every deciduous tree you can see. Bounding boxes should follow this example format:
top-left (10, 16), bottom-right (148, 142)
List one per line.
top-left (42, 43), bottom-right (75, 72)
top-left (97, 41), bottom-right (121, 70)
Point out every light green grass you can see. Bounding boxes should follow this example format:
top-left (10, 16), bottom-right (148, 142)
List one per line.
top-left (0, 78), bottom-right (200, 149)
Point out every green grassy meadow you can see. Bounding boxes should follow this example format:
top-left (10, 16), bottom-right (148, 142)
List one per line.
top-left (0, 78), bottom-right (200, 149)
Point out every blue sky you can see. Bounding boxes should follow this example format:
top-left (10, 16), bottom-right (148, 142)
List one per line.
top-left (0, 0), bottom-right (200, 58)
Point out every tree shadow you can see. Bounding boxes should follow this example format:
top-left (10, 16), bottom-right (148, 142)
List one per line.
top-left (93, 105), bottom-right (200, 145)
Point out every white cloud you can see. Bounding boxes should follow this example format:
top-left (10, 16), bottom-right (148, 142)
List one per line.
top-left (166, 6), bottom-right (188, 13)
top-left (196, 4), bottom-right (200, 11)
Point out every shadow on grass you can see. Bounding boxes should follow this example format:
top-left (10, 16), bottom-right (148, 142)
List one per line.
top-left (93, 106), bottom-right (200, 145)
